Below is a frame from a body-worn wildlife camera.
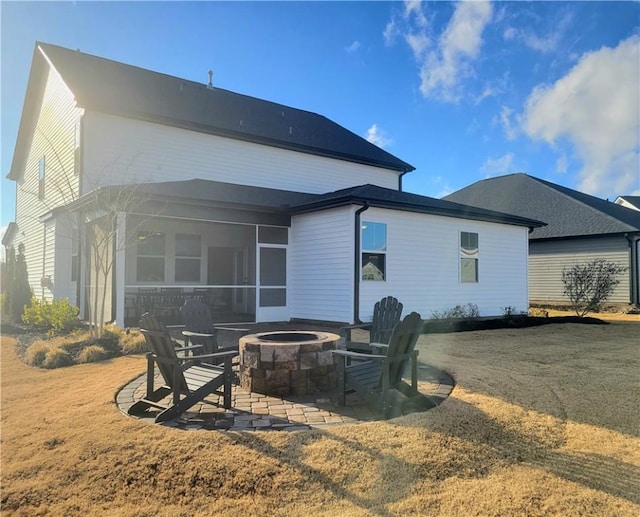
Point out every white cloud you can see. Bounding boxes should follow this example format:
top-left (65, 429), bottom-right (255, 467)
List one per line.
top-left (556, 154), bottom-right (568, 174)
top-left (345, 41), bottom-right (361, 53)
top-left (405, 32), bottom-right (430, 61)
top-left (480, 153), bottom-right (515, 177)
top-left (365, 124), bottom-right (393, 149)
top-left (404, 0), bottom-right (428, 28)
top-left (493, 105), bottom-right (518, 140)
top-left (383, 17), bottom-right (398, 46)
top-left (503, 12), bottom-right (573, 54)
top-left (418, 1), bottom-right (493, 102)
top-left (522, 35), bottom-right (640, 197)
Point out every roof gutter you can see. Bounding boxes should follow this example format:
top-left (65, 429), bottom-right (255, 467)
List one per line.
top-left (353, 202), bottom-right (369, 324)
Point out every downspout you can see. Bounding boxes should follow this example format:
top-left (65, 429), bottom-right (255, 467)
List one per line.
top-left (625, 233), bottom-right (640, 305)
top-left (398, 171), bottom-right (410, 192)
top-left (353, 202), bottom-right (369, 324)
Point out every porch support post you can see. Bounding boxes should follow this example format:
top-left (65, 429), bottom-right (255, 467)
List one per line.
top-left (114, 212), bottom-right (127, 327)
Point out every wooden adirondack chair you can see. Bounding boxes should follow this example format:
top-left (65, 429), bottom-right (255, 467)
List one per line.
top-left (127, 313), bottom-right (237, 423)
top-left (342, 295), bottom-right (403, 353)
top-left (179, 298), bottom-right (248, 357)
top-left (333, 311), bottom-right (431, 418)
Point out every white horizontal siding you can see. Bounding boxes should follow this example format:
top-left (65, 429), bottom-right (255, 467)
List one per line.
top-left (529, 237), bottom-right (631, 303)
top-left (81, 112), bottom-right (399, 194)
top-left (359, 207), bottom-right (530, 319)
top-left (53, 214), bottom-right (77, 306)
top-left (13, 63), bottom-right (82, 303)
top-left (289, 207), bottom-right (354, 322)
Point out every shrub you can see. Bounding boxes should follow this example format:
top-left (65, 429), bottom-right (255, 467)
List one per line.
top-left (77, 345), bottom-right (108, 364)
top-left (22, 298), bottom-right (80, 335)
top-left (119, 328), bottom-right (148, 355)
top-left (562, 259), bottom-right (628, 317)
top-left (43, 347), bottom-right (74, 369)
top-left (24, 341), bottom-right (51, 367)
top-left (431, 303), bottom-right (480, 319)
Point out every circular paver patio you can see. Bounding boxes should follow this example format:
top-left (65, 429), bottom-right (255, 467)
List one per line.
top-left (116, 363), bottom-right (454, 431)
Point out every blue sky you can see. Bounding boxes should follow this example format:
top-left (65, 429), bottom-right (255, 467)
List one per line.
top-left (2, 1), bottom-right (639, 240)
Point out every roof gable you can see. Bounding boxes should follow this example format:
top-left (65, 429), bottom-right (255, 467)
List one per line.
top-left (444, 173), bottom-right (640, 239)
top-left (34, 42), bottom-right (414, 173)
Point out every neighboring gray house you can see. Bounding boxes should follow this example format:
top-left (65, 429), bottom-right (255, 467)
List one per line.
top-left (615, 196), bottom-right (640, 211)
top-left (445, 173), bottom-right (640, 307)
top-left (4, 42), bottom-right (543, 326)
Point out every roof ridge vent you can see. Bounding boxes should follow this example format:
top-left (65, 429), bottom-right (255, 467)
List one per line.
top-left (207, 70), bottom-right (214, 89)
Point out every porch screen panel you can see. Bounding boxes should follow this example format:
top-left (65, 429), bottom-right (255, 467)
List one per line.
top-left (259, 247), bottom-right (286, 307)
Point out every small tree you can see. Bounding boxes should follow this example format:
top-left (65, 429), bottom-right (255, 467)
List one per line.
top-left (4, 244), bottom-right (32, 320)
top-left (562, 258), bottom-right (627, 316)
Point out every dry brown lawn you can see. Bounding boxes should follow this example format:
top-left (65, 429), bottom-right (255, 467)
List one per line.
top-left (2, 319), bottom-right (639, 516)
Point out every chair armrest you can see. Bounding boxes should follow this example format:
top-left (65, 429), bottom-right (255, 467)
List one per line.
top-left (332, 349), bottom-right (386, 360)
top-left (214, 326), bottom-right (251, 333)
top-left (182, 330), bottom-right (215, 338)
top-left (341, 322), bottom-right (372, 331)
top-left (193, 349), bottom-right (239, 360)
top-left (175, 345), bottom-right (205, 352)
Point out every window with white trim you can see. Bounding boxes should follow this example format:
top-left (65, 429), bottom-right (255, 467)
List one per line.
top-left (136, 231), bottom-right (165, 282)
top-left (460, 231), bottom-right (478, 283)
top-left (362, 221), bottom-right (386, 281)
top-left (175, 233), bottom-right (201, 282)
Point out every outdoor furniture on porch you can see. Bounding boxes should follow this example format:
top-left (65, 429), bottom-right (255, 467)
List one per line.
top-left (342, 295), bottom-right (403, 353)
top-left (179, 298), bottom-right (246, 355)
top-left (128, 313), bottom-right (237, 423)
top-left (333, 311), bottom-right (430, 419)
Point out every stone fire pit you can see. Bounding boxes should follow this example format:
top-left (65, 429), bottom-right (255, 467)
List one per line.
top-left (238, 331), bottom-right (342, 397)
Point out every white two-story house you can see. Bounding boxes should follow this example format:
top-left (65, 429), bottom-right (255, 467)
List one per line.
top-left (4, 42), bottom-right (544, 327)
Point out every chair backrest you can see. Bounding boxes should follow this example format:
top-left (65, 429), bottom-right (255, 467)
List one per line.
top-left (370, 296), bottom-right (403, 344)
top-left (139, 313), bottom-right (187, 391)
top-left (180, 298), bottom-right (213, 333)
top-left (383, 311), bottom-right (423, 388)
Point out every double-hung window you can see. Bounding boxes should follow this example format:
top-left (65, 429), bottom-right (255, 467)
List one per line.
top-left (460, 231), bottom-right (479, 283)
top-left (175, 234), bottom-right (201, 282)
top-left (362, 221), bottom-right (387, 281)
top-left (136, 231), bottom-right (165, 282)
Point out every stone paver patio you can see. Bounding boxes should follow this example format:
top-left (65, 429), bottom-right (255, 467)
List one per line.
top-left (116, 363), bottom-right (454, 431)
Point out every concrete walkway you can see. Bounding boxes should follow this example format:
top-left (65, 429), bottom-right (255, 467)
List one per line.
top-left (116, 363), bottom-right (454, 431)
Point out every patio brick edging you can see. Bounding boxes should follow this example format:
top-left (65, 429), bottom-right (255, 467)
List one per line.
top-left (115, 366), bottom-right (455, 432)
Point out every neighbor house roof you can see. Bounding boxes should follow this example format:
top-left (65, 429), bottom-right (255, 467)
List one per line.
top-left (615, 196), bottom-right (640, 211)
top-left (7, 42), bottom-right (414, 180)
top-left (63, 180), bottom-right (544, 230)
top-left (444, 173), bottom-right (640, 240)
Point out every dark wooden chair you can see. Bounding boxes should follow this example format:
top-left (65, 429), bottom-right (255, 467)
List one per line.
top-left (342, 296), bottom-right (403, 353)
top-left (333, 311), bottom-right (431, 419)
top-left (127, 313), bottom-right (237, 423)
top-left (179, 298), bottom-right (248, 358)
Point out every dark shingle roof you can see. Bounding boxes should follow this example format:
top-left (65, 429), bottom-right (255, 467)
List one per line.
top-left (74, 179), bottom-right (319, 213)
top-left (36, 42), bottom-right (414, 173)
top-left (68, 180), bottom-right (544, 229)
top-left (444, 173), bottom-right (640, 239)
top-left (290, 184), bottom-right (545, 228)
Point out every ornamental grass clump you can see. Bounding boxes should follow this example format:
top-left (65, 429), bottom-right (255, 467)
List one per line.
top-left (77, 345), bottom-right (108, 364)
top-left (119, 328), bottom-right (147, 355)
top-left (42, 347), bottom-right (74, 369)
